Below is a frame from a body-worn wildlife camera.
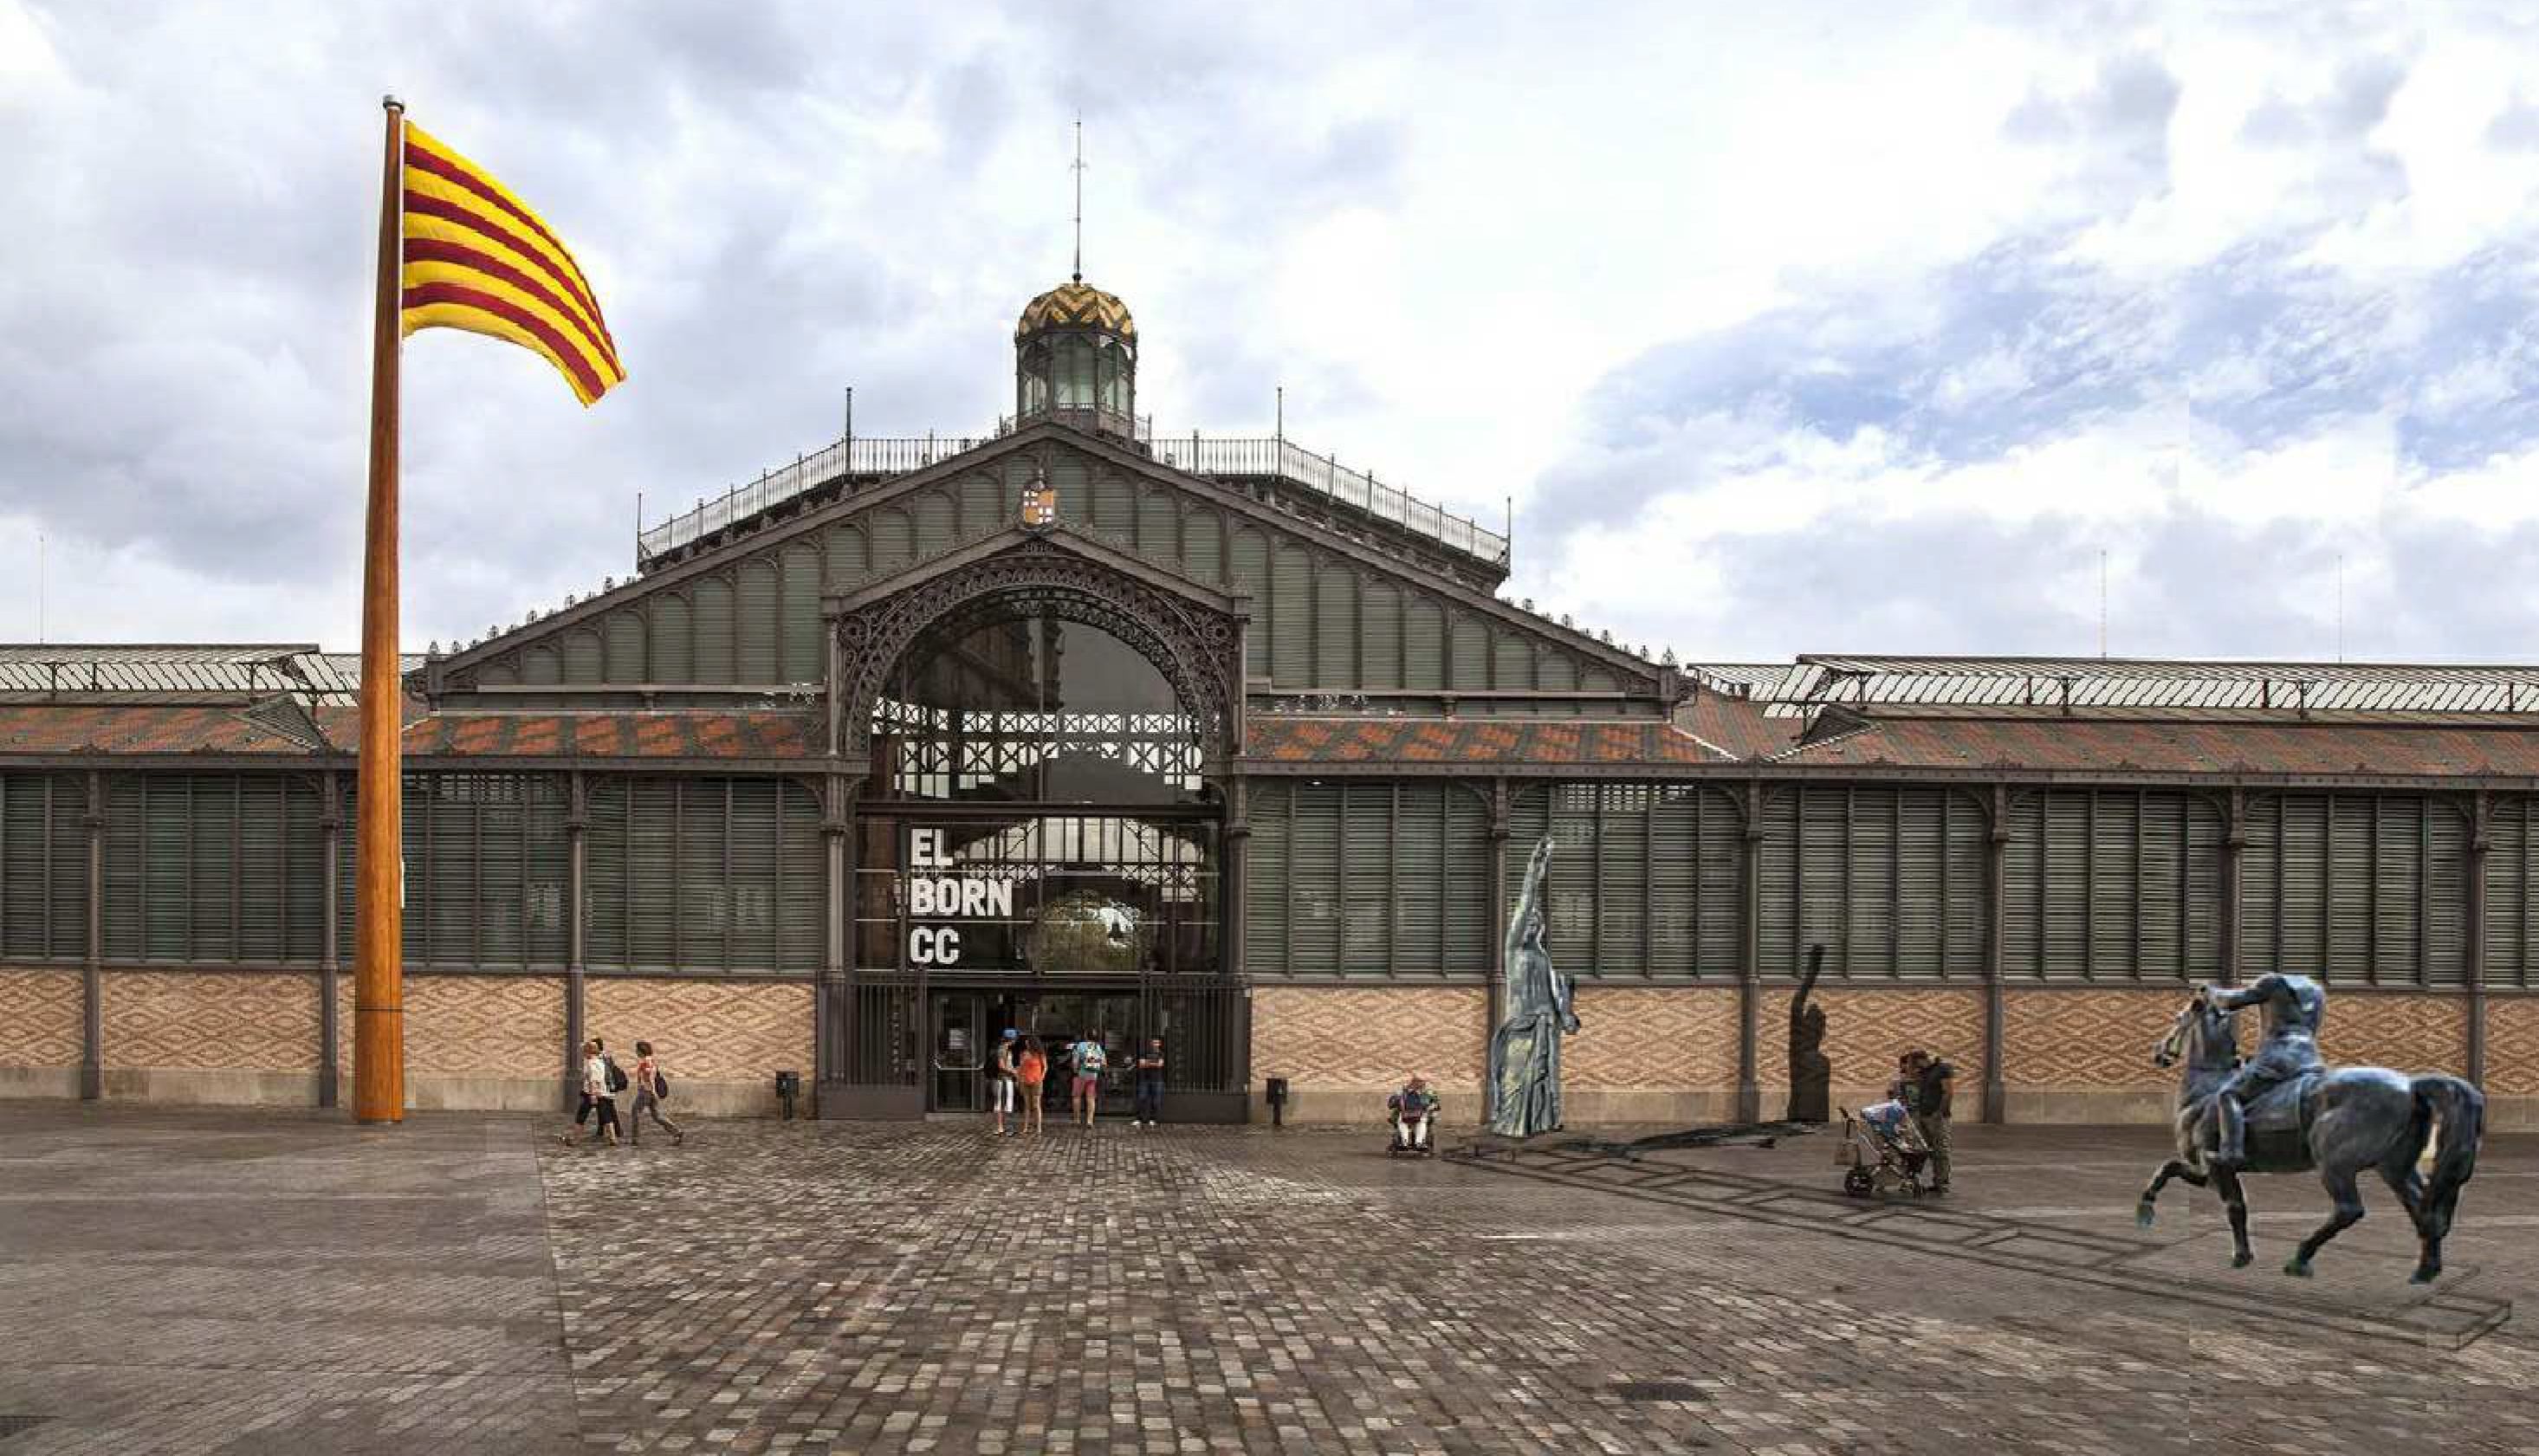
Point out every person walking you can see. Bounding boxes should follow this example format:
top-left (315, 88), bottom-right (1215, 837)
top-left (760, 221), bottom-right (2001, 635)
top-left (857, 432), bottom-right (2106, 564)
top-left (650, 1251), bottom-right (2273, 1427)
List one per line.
top-left (1017, 1035), bottom-right (1048, 1136)
top-left (628, 1039), bottom-right (683, 1146)
top-left (1131, 1038), bottom-right (1166, 1127)
top-left (990, 1028), bottom-right (1020, 1136)
top-left (560, 1038), bottom-right (619, 1147)
top-left (1069, 1031), bottom-right (1109, 1127)
top-left (1901, 1048), bottom-right (1956, 1194)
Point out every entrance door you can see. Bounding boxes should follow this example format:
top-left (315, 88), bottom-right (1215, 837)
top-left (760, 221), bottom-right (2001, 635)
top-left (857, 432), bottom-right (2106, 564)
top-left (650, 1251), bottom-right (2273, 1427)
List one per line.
top-left (1018, 989), bottom-right (1140, 1117)
top-left (930, 992), bottom-right (989, 1112)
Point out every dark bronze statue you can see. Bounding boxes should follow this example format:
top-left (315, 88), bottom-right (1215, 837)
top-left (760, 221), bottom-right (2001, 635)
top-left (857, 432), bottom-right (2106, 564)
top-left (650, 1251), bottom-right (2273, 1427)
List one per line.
top-left (1486, 838), bottom-right (1577, 1137)
top-left (2135, 974), bottom-right (2485, 1283)
top-left (1787, 942), bottom-right (1830, 1123)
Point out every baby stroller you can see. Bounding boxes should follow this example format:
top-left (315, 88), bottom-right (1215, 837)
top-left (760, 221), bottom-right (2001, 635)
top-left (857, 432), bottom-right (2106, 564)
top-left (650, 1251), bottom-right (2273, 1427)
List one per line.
top-left (1386, 1082), bottom-right (1440, 1156)
top-left (1838, 1099), bottom-right (1930, 1198)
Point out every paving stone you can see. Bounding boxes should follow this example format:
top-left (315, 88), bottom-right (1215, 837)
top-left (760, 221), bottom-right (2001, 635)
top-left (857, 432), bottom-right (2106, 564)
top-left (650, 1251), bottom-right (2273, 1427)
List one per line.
top-left (0, 1106), bottom-right (2531, 1453)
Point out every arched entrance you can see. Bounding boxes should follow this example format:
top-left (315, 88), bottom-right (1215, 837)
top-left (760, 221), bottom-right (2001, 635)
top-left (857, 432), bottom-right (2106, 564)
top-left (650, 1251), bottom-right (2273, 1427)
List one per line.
top-left (823, 536), bottom-right (1251, 1121)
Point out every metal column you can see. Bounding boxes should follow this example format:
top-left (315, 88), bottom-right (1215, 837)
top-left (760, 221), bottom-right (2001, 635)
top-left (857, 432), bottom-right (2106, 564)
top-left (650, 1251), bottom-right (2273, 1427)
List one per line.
top-left (80, 770), bottom-right (102, 1101)
top-left (564, 771), bottom-right (587, 1110)
top-left (1981, 783), bottom-right (2009, 1125)
top-left (1736, 779), bottom-right (1764, 1124)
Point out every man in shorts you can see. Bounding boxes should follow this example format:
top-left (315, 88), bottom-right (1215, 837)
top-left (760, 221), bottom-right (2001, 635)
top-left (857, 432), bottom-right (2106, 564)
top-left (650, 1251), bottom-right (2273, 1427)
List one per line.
top-left (1070, 1031), bottom-right (1109, 1127)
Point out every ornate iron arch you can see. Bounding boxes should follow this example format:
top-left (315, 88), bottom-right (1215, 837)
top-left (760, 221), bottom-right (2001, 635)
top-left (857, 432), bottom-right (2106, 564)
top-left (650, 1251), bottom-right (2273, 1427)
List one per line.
top-left (833, 538), bottom-right (1243, 766)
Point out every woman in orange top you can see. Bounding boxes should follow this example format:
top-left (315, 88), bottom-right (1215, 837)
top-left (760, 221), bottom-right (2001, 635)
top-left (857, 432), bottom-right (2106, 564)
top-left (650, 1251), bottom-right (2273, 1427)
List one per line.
top-left (1016, 1036), bottom-right (1048, 1135)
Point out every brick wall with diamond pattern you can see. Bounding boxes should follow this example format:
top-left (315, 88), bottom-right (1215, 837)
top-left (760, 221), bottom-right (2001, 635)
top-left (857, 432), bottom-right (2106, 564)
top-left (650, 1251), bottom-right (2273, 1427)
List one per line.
top-left (1564, 987), bottom-right (1739, 1088)
top-left (1755, 987), bottom-right (1985, 1104)
top-left (584, 977), bottom-right (812, 1083)
top-left (2489, 996), bottom-right (2539, 1097)
top-left (328, 974), bottom-right (566, 1078)
top-left (0, 967), bottom-right (82, 1067)
top-left (102, 971), bottom-right (318, 1071)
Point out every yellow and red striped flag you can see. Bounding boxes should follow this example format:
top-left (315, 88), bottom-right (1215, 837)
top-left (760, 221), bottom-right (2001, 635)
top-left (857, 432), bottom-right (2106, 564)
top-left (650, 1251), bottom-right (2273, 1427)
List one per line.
top-left (398, 123), bottom-right (625, 404)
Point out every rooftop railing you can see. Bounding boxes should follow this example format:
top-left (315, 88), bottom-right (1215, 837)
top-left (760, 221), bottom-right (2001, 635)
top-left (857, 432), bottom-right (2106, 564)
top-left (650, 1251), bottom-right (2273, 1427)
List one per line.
top-left (635, 424), bottom-right (1511, 569)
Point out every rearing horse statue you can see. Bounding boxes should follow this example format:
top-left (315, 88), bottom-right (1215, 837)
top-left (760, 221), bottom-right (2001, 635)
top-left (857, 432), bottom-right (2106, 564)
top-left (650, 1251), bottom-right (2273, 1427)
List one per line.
top-left (1486, 838), bottom-right (1577, 1137)
top-left (2134, 987), bottom-right (2484, 1283)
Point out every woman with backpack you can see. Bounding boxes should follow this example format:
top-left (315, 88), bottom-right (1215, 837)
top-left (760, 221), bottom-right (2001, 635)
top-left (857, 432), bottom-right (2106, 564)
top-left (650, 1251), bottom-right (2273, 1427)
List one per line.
top-left (560, 1037), bottom-right (621, 1147)
top-left (629, 1039), bottom-right (683, 1146)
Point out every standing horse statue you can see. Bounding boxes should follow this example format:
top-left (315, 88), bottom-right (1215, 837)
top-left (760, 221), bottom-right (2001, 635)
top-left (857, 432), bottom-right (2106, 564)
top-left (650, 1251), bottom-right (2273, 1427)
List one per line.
top-left (2134, 989), bottom-right (2484, 1283)
top-left (1486, 838), bottom-right (1577, 1138)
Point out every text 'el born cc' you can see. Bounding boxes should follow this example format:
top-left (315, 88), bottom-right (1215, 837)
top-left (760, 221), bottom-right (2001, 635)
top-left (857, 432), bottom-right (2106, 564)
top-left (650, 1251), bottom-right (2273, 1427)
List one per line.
top-left (906, 826), bottom-right (1014, 967)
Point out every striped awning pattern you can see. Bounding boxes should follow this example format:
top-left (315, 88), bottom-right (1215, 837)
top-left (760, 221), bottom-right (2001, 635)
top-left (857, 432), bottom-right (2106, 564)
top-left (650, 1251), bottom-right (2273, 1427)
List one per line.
top-left (400, 122), bottom-right (625, 404)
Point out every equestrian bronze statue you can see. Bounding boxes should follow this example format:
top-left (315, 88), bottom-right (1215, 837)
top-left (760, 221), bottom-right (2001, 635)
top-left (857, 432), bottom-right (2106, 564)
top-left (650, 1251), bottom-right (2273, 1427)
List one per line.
top-left (2134, 973), bottom-right (2484, 1283)
top-left (1486, 838), bottom-right (1577, 1137)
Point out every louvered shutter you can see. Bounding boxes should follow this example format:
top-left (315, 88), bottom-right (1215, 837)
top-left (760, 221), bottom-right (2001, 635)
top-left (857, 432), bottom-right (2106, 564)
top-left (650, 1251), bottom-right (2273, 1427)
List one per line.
top-left (672, 780), bottom-right (726, 969)
top-left (189, 774), bottom-right (237, 960)
top-left (737, 560), bottom-right (780, 683)
top-left (2487, 798), bottom-right (2533, 987)
top-left (102, 773), bottom-right (143, 961)
top-left (1491, 632), bottom-right (1530, 692)
top-left (1649, 786), bottom-right (1699, 977)
top-left (1291, 784), bottom-right (1342, 972)
top-left (1183, 508), bottom-right (1222, 585)
top-left (1845, 787), bottom-right (1896, 976)
top-left (1894, 788), bottom-right (1944, 976)
top-left (958, 472), bottom-right (1002, 534)
top-left (2324, 795), bottom-right (2373, 980)
top-left (1362, 584), bottom-right (1402, 691)
top-left (2425, 797), bottom-right (2469, 986)
top-left (526, 776), bottom-right (569, 967)
top-left (1229, 528), bottom-right (1270, 680)
top-left (1391, 785), bottom-right (1444, 975)
top-left (726, 779), bottom-right (777, 972)
top-left (601, 612), bottom-right (644, 683)
top-left (1600, 786), bottom-right (1650, 978)
top-left (869, 508), bottom-right (912, 573)
top-left (1137, 489), bottom-right (1175, 557)
top-left (1338, 784), bottom-right (1388, 975)
top-left (1441, 785), bottom-right (1492, 974)
top-left (1244, 783), bottom-right (1291, 976)
top-left (1754, 789), bottom-right (1799, 976)
top-left (2134, 792), bottom-right (2183, 977)
top-left (780, 543), bottom-right (822, 683)
top-left (826, 523), bottom-right (869, 592)
top-left (1402, 599), bottom-right (1443, 692)
top-left (585, 779), bottom-right (628, 969)
top-left (692, 578), bottom-right (735, 683)
top-left (778, 780), bottom-right (823, 973)
top-left (1794, 787), bottom-right (1848, 974)
top-left (1091, 474), bottom-right (1132, 536)
top-left (1999, 793), bottom-right (2042, 978)
top-left (1315, 570), bottom-right (1359, 689)
top-left (2180, 793), bottom-right (2223, 979)
top-left (561, 629), bottom-right (602, 683)
top-left (479, 777), bottom-right (528, 967)
top-left (915, 489), bottom-right (958, 557)
top-left (1270, 544), bottom-right (1312, 688)
top-left (236, 773), bottom-right (285, 962)
top-left (651, 595), bottom-right (695, 683)
top-left (1448, 616), bottom-right (1486, 691)
top-left (627, 777), bottom-right (677, 970)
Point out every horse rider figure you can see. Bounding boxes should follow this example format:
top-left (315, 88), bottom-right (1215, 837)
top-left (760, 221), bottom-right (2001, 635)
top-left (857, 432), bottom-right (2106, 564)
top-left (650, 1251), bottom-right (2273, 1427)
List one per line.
top-left (2204, 971), bottom-right (2327, 1169)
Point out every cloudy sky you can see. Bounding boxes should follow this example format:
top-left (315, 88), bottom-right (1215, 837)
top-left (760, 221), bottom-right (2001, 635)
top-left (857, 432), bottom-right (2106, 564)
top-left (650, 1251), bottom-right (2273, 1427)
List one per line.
top-left (5, 1), bottom-right (2537, 664)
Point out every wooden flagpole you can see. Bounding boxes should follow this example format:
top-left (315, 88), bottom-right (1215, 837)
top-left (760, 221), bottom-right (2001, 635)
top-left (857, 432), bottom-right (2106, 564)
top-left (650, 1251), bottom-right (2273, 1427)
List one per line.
top-left (354, 94), bottom-right (407, 1123)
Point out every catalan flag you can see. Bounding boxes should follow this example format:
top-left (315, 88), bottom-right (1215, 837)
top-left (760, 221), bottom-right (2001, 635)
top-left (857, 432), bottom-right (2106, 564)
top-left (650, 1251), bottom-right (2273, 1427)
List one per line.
top-left (398, 123), bottom-right (625, 404)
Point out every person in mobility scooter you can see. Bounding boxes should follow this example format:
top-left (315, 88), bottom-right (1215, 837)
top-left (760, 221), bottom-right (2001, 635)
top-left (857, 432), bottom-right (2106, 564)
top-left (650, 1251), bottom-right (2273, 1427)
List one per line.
top-left (1388, 1075), bottom-right (1441, 1155)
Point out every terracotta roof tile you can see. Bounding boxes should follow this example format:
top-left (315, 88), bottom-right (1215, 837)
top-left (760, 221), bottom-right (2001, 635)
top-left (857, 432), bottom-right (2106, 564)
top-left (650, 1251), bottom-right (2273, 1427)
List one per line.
top-left (1773, 716), bottom-right (2539, 777)
top-left (1247, 717), bottom-right (1720, 767)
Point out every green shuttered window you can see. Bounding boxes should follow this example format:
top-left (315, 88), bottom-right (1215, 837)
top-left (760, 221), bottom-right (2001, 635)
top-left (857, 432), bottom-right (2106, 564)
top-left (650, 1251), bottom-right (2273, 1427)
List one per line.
top-left (585, 775), bottom-right (823, 974)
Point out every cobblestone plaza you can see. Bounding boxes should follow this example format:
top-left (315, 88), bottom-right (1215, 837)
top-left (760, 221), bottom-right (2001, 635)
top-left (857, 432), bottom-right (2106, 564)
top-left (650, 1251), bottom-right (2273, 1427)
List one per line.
top-left (1, 1103), bottom-right (2532, 1454)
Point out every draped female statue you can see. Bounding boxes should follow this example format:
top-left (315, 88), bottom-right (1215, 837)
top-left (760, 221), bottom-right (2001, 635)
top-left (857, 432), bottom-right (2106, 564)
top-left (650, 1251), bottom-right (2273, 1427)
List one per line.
top-left (1486, 838), bottom-right (1578, 1137)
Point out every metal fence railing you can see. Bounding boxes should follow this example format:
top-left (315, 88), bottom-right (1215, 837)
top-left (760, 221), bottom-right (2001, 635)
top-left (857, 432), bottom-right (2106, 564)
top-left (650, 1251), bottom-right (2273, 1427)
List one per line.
top-left (637, 426), bottom-right (1511, 569)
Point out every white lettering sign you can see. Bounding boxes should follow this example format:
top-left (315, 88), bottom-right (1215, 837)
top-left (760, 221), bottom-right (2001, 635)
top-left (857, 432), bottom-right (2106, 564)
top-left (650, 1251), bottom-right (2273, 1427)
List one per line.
top-left (904, 827), bottom-right (1013, 967)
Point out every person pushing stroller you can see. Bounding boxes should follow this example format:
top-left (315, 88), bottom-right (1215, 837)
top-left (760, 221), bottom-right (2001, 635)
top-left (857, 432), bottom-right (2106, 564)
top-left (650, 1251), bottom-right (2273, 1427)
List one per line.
top-left (1387, 1075), bottom-right (1441, 1155)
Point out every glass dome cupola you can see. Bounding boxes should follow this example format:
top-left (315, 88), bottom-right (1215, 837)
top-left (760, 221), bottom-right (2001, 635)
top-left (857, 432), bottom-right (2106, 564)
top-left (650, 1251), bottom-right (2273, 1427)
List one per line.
top-left (1014, 275), bottom-right (1137, 439)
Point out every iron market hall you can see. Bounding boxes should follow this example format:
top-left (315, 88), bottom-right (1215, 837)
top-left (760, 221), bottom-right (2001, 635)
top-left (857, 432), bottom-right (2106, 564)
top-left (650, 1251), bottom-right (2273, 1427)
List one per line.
top-left (2, 274), bottom-right (2536, 1128)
